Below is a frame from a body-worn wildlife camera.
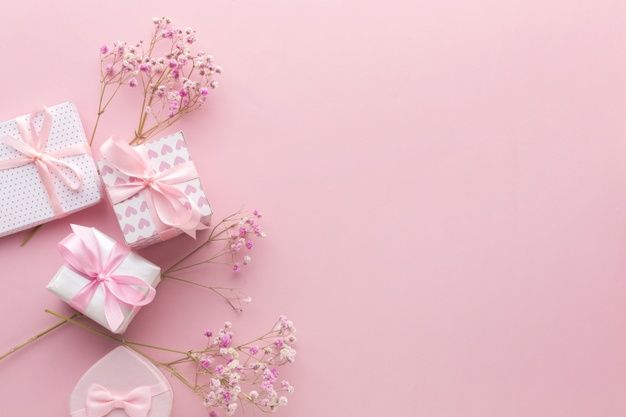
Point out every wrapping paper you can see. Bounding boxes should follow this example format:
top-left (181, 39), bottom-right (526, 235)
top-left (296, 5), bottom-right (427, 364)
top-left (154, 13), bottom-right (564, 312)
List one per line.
top-left (0, 102), bottom-right (101, 237)
top-left (70, 346), bottom-right (173, 417)
top-left (98, 131), bottom-right (212, 249)
top-left (47, 227), bottom-right (161, 334)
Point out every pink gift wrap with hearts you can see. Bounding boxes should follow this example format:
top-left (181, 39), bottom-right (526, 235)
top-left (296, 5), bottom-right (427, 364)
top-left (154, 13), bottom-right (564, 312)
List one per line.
top-left (47, 225), bottom-right (161, 334)
top-left (0, 102), bottom-right (101, 237)
top-left (98, 131), bottom-right (212, 249)
top-left (70, 346), bottom-right (173, 417)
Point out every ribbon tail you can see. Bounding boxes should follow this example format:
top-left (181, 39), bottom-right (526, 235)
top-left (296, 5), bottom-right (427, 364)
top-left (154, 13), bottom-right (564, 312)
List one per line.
top-left (103, 289), bottom-right (125, 332)
top-left (150, 184), bottom-right (205, 235)
top-left (44, 156), bottom-right (84, 191)
top-left (179, 203), bottom-right (209, 238)
top-left (70, 280), bottom-right (100, 313)
top-left (33, 160), bottom-right (65, 215)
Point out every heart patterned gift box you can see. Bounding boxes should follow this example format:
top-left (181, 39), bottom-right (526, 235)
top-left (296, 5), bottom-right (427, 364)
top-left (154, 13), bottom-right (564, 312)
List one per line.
top-left (47, 224), bottom-right (161, 334)
top-left (0, 102), bottom-right (101, 237)
top-left (98, 131), bottom-right (212, 249)
top-left (69, 346), bottom-right (173, 417)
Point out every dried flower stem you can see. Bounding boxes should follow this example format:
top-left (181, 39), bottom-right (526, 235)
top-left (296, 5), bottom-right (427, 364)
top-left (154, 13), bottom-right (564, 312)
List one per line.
top-left (0, 312), bottom-right (80, 362)
top-left (165, 276), bottom-right (248, 312)
top-left (88, 78), bottom-right (111, 146)
top-left (43, 310), bottom-right (198, 391)
top-left (19, 225), bottom-right (42, 246)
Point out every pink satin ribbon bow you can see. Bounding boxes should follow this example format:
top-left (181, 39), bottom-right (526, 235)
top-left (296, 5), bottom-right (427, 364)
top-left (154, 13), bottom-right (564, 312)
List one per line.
top-left (0, 107), bottom-right (89, 216)
top-left (58, 224), bottom-right (156, 331)
top-left (101, 136), bottom-right (206, 238)
top-left (84, 384), bottom-right (154, 417)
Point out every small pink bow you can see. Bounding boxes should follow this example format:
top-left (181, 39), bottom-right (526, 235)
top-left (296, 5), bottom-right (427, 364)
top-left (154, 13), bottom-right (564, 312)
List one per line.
top-left (59, 224), bottom-right (156, 331)
top-left (100, 136), bottom-right (206, 238)
top-left (0, 107), bottom-right (89, 215)
top-left (85, 384), bottom-right (152, 417)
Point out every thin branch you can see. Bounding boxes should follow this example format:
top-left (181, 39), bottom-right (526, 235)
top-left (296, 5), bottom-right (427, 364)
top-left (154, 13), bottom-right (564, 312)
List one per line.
top-left (0, 312), bottom-right (81, 362)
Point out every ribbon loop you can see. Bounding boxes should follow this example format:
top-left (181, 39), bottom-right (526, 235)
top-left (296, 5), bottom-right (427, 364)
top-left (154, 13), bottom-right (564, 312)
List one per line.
top-left (101, 136), bottom-right (206, 238)
top-left (0, 107), bottom-right (89, 215)
top-left (59, 225), bottom-right (156, 331)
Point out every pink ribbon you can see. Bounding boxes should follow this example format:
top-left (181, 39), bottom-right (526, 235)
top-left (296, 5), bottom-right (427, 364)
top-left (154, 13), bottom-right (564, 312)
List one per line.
top-left (86, 384), bottom-right (151, 417)
top-left (100, 136), bottom-right (206, 238)
top-left (82, 383), bottom-right (162, 417)
top-left (0, 107), bottom-right (89, 216)
top-left (58, 224), bottom-right (156, 331)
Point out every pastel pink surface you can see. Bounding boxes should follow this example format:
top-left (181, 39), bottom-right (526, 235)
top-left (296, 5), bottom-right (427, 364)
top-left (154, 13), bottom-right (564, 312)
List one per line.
top-left (2, 1), bottom-right (626, 417)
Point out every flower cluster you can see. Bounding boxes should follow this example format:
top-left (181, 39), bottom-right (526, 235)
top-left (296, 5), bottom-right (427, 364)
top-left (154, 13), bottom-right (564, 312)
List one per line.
top-left (164, 209), bottom-right (266, 276)
top-left (94, 17), bottom-right (220, 145)
top-left (196, 317), bottom-right (297, 415)
top-left (228, 210), bottom-right (266, 272)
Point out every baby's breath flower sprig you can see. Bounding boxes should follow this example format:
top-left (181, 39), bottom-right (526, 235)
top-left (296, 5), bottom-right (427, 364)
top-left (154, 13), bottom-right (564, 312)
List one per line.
top-left (162, 208), bottom-right (266, 277)
top-left (92, 17), bottom-right (220, 146)
top-left (45, 310), bottom-right (297, 416)
top-left (157, 208), bottom-right (265, 312)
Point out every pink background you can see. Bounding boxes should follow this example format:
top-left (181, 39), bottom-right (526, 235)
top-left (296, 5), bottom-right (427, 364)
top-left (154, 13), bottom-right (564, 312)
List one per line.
top-left (1, 1), bottom-right (626, 416)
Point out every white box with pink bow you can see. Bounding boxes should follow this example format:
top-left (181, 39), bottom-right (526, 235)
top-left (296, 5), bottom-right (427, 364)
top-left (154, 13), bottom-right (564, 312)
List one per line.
top-left (47, 225), bottom-right (161, 334)
top-left (98, 131), bottom-right (212, 249)
top-left (0, 102), bottom-right (101, 237)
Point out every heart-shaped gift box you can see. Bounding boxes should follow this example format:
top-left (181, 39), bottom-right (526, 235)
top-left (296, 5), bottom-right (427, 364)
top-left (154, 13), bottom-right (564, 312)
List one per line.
top-left (69, 346), bottom-right (173, 417)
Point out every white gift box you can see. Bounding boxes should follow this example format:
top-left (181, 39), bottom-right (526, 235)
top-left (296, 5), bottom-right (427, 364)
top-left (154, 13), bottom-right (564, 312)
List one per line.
top-left (0, 102), bottom-right (101, 237)
top-left (47, 226), bottom-right (161, 334)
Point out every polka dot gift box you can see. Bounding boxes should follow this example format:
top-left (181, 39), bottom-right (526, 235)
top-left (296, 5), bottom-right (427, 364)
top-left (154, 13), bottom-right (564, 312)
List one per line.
top-left (0, 102), bottom-right (101, 237)
top-left (98, 131), bottom-right (212, 249)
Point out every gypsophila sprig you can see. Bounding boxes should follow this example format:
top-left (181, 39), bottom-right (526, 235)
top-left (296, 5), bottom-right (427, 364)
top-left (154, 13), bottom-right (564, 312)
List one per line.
top-left (45, 311), bottom-right (297, 416)
top-left (157, 209), bottom-right (265, 312)
top-left (192, 317), bottom-right (297, 415)
top-left (164, 209), bottom-right (266, 277)
top-left (93, 17), bottom-right (220, 146)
